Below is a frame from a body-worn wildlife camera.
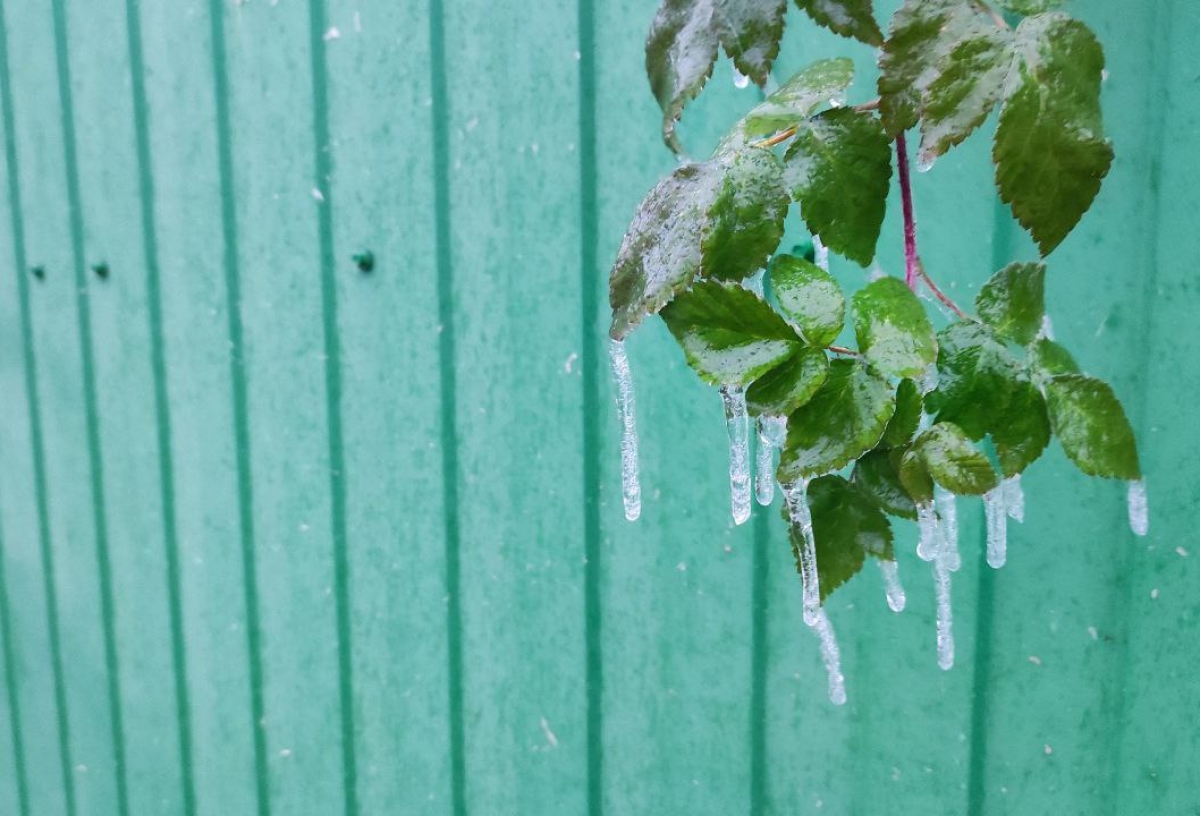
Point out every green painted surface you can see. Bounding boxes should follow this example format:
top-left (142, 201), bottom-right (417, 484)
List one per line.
top-left (0, 0), bottom-right (1195, 814)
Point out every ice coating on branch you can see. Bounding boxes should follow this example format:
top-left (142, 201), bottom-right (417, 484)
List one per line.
top-left (813, 235), bottom-right (830, 272)
top-left (609, 339), bottom-right (641, 521)
top-left (877, 559), bottom-right (907, 613)
top-left (754, 415), bottom-right (787, 506)
top-left (934, 552), bottom-right (954, 670)
top-left (811, 607), bottom-right (847, 705)
top-left (721, 386), bottom-right (752, 525)
top-left (935, 486), bottom-right (961, 572)
top-left (782, 480), bottom-right (821, 626)
top-left (1128, 478), bottom-right (1149, 536)
top-left (1003, 474), bottom-right (1025, 523)
top-left (916, 501), bottom-right (939, 562)
top-left (984, 487), bottom-right (1008, 569)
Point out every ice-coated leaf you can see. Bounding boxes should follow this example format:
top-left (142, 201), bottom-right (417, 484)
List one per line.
top-left (899, 445), bottom-right (935, 504)
top-left (797, 0), bottom-right (883, 46)
top-left (804, 475), bottom-right (893, 602)
top-left (996, 0), bottom-right (1065, 14)
top-left (926, 321), bottom-right (1021, 439)
top-left (852, 277), bottom-right (937, 378)
top-left (778, 359), bottom-right (895, 481)
top-left (1044, 374), bottom-right (1140, 480)
top-left (915, 422), bottom-right (999, 495)
top-left (918, 25), bottom-right (1013, 164)
top-left (882, 378), bottom-right (922, 448)
top-left (976, 261), bottom-right (1046, 345)
top-left (609, 161), bottom-right (723, 339)
top-left (646, 0), bottom-right (788, 151)
top-left (991, 379), bottom-right (1050, 476)
top-left (660, 280), bottom-right (801, 385)
top-left (702, 148), bottom-right (790, 281)
top-left (746, 346), bottom-right (830, 417)
top-left (1028, 337), bottom-right (1080, 381)
top-left (853, 449), bottom-right (917, 519)
top-left (994, 14), bottom-right (1112, 255)
top-left (733, 57), bottom-right (856, 141)
top-left (785, 108), bottom-right (892, 266)
top-left (769, 253), bottom-right (845, 347)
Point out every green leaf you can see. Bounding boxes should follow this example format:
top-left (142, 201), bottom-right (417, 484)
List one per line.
top-left (804, 476), bottom-right (894, 602)
top-left (736, 58), bottom-right (856, 140)
top-left (994, 14), bottom-right (1112, 255)
top-left (1044, 374), bottom-right (1140, 479)
top-left (769, 254), bottom-right (845, 347)
top-left (926, 321), bottom-right (1021, 439)
top-left (996, 0), bottom-right (1065, 14)
top-left (851, 277), bottom-right (937, 378)
top-left (852, 449), bottom-right (917, 519)
top-left (785, 109), bottom-right (892, 266)
top-left (882, 378), bottom-right (922, 448)
top-left (899, 445), bottom-right (935, 504)
top-left (702, 149), bottom-right (789, 282)
top-left (976, 262), bottom-right (1046, 344)
top-left (660, 280), bottom-right (801, 386)
top-left (991, 380), bottom-right (1050, 476)
top-left (1027, 337), bottom-right (1080, 381)
top-left (915, 422), bottom-right (999, 495)
top-left (646, 0), bottom-right (789, 152)
top-left (746, 346), bottom-right (830, 417)
top-left (778, 359), bottom-right (895, 481)
top-left (797, 0), bottom-right (883, 46)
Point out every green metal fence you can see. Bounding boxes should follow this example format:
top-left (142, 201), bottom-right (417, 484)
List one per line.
top-left (0, 0), bottom-right (1195, 813)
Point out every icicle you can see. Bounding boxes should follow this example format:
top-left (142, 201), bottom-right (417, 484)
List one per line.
top-left (754, 415), bottom-right (787, 506)
top-left (1003, 474), bottom-right (1025, 523)
top-left (877, 559), bottom-right (906, 612)
top-left (916, 501), bottom-right (939, 562)
top-left (811, 608), bottom-right (847, 706)
top-left (1128, 478), bottom-right (1149, 536)
top-left (721, 386), bottom-right (752, 525)
top-left (812, 235), bottom-right (830, 272)
top-left (782, 480), bottom-right (821, 626)
top-left (983, 487), bottom-right (1008, 569)
top-left (732, 66), bottom-right (751, 89)
top-left (1038, 314), bottom-right (1056, 341)
top-left (609, 339), bottom-right (641, 521)
top-left (935, 486), bottom-right (961, 572)
top-left (916, 152), bottom-right (937, 173)
top-left (934, 552), bottom-right (955, 670)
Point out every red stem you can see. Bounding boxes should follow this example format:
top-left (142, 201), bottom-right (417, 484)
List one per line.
top-left (896, 133), bottom-right (919, 292)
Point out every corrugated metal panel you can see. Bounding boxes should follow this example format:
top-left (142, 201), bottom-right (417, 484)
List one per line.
top-left (0, 0), bottom-right (1194, 814)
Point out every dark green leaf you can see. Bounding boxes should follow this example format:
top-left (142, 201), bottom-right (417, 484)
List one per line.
top-left (852, 277), bottom-right (937, 378)
top-left (994, 14), bottom-right (1112, 255)
top-left (609, 161), bottom-right (723, 339)
top-left (918, 25), bottom-right (1013, 164)
top-left (769, 254), bottom-right (845, 347)
top-left (746, 346), bottom-right (830, 416)
top-left (779, 359), bottom-right (895, 481)
top-left (882, 378), bottom-right (923, 447)
top-left (797, 0), bottom-right (883, 46)
top-left (785, 109), bottom-right (892, 266)
top-left (927, 321), bottom-right (1021, 439)
top-left (660, 280), bottom-right (801, 385)
top-left (703, 148), bottom-right (789, 281)
top-left (1027, 337), bottom-right (1080, 381)
top-left (736, 58), bottom-right (856, 140)
top-left (976, 261), bottom-right (1046, 344)
top-left (718, 0), bottom-right (790, 84)
top-left (991, 379), bottom-right (1050, 476)
top-left (1044, 374), bottom-right (1140, 479)
top-left (805, 476), bottom-right (893, 602)
top-left (853, 449), bottom-right (918, 519)
top-left (915, 422), bottom-right (999, 495)
top-left (899, 445), bottom-right (934, 504)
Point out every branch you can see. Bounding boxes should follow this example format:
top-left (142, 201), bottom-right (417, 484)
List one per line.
top-left (917, 261), bottom-right (968, 320)
top-left (827, 345), bottom-right (861, 357)
top-left (853, 97), bottom-right (880, 113)
top-left (751, 126), bottom-right (797, 149)
top-left (895, 133), bottom-right (920, 292)
top-left (973, 0), bottom-right (1010, 30)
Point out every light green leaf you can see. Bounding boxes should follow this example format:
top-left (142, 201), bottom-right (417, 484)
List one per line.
top-left (746, 346), bottom-right (830, 417)
top-left (926, 321), bottom-right (1021, 439)
top-left (797, 0), bottom-right (883, 46)
top-left (852, 277), bottom-right (937, 378)
top-left (994, 14), bottom-right (1112, 255)
top-left (1027, 337), bottom-right (1080, 381)
top-left (660, 280), bottom-right (801, 385)
top-left (785, 109), bottom-right (892, 266)
top-left (1044, 373), bottom-right (1140, 479)
top-left (609, 161), bottom-right (723, 339)
top-left (735, 58), bottom-right (855, 140)
top-left (703, 149), bottom-right (790, 281)
top-left (915, 422), bottom-right (999, 495)
top-left (976, 261), bottom-right (1046, 344)
top-left (779, 359), bottom-right (895, 481)
top-left (769, 254), bottom-right (845, 347)
top-left (991, 379), bottom-right (1050, 476)
top-left (804, 476), bottom-right (893, 602)
top-left (882, 378), bottom-right (923, 448)
top-left (853, 449), bottom-right (917, 519)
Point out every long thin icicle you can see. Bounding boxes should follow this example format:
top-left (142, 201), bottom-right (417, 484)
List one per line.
top-left (877, 559), bottom-right (906, 612)
top-left (811, 608), bottom-right (847, 705)
top-left (984, 487), bottom-right (1008, 569)
top-left (934, 551), bottom-right (954, 670)
top-left (782, 480), bottom-right (821, 626)
top-left (935, 486), bottom-right (961, 572)
top-left (721, 386), bottom-right (752, 525)
top-left (1003, 474), bottom-right (1025, 522)
top-left (609, 339), bottom-right (641, 521)
top-left (1128, 478), bottom-right (1149, 536)
top-left (916, 501), bottom-right (939, 562)
top-left (754, 415), bottom-right (787, 506)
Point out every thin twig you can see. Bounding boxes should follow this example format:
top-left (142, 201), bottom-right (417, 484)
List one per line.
top-left (827, 345), bottom-right (861, 357)
top-left (895, 133), bottom-right (920, 292)
top-left (853, 97), bottom-right (881, 113)
top-left (751, 125), bottom-right (797, 149)
top-left (918, 262), bottom-right (968, 320)
top-left (974, 0), bottom-right (1010, 30)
